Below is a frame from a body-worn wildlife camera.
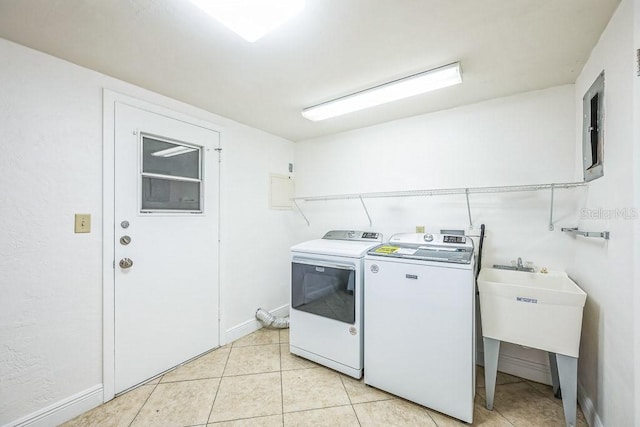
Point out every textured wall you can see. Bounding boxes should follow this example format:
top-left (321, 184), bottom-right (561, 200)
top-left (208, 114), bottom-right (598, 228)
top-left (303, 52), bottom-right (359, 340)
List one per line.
top-left (0, 38), bottom-right (295, 425)
top-left (570, 1), bottom-right (637, 425)
top-left (293, 85), bottom-right (580, 382)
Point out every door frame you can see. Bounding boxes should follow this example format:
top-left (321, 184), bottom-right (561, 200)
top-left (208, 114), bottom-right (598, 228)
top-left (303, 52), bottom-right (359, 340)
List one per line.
top-left (102, 90), bottom-right (223, 401)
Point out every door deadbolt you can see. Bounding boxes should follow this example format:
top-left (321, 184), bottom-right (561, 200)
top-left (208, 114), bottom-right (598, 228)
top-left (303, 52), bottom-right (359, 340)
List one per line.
top-left (120, 235), bottom-right (131, 245)
top-left (119, 258), bottom-right (133, 269)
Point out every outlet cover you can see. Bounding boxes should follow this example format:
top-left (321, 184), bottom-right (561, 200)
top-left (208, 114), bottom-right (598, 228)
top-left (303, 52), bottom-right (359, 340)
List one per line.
top-left (75, 214), bottom-right (91, 233)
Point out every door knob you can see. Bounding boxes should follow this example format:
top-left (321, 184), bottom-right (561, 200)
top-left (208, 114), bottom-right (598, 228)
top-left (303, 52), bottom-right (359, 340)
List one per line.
top-left (119, 258), bottom-right (133, 269)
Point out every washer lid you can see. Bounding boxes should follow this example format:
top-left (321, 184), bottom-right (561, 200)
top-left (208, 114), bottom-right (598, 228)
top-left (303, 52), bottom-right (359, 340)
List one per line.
top-left (368, 233), bottom-right (474, 264)
top-left (291, 231), bottom-right (382, 258)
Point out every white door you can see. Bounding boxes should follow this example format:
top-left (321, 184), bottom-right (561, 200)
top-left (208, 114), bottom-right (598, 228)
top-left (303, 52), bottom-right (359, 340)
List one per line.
top-left (114, 103), bottom-right (220, 393)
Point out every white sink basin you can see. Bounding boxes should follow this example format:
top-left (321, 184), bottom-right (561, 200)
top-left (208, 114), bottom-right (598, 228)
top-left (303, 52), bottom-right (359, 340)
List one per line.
top-left (478, 268), bottom-right (587, 357)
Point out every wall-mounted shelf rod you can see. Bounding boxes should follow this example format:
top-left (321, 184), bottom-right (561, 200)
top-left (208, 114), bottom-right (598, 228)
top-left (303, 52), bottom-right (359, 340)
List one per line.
top-left (292, 181), bottom-right (587, 227)
top-left (359, 196), bottom-right (372, 227)
top-left (292, 181), bottom-right (586, 202)
top-left (561, 227), bottom-right (610, 240)
top-left (293, 199), bottom-right (310, 226)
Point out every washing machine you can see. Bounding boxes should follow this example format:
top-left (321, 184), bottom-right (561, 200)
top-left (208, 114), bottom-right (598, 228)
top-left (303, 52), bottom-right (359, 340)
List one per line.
top-left (290, 230), bottom-right (382, 378)
top-left (364, 232), bottom-right (476, 423)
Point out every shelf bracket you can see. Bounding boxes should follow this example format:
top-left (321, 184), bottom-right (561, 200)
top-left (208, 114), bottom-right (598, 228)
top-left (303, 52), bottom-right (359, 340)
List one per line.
top-left (549, 184), bottom-right (555, 231)
top-left (561, 227), bottom-right (610, 240)
top-left (359, 196), bottom-right (373, 227)
top-left (465, 188), bottom-right (473, 229)
top-left (293, 199), bottom-right (310, 226)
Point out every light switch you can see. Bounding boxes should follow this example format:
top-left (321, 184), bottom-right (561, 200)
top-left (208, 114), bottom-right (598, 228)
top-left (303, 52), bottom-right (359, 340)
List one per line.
top-left (75, 214), bottom-right (91, 233)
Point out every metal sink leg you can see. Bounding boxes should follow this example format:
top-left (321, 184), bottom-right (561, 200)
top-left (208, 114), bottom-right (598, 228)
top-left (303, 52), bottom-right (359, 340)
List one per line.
top-left (483, 337), bottom-right (500, 410)
top-left (549, 352), bottom-right (561, 398)
top-left (556, 354), bottom-right (578, 427)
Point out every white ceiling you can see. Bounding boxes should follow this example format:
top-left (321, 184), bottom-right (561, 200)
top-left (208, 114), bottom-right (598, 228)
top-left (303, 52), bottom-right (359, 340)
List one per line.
top-left (0, 0), bottom-right (620, 141)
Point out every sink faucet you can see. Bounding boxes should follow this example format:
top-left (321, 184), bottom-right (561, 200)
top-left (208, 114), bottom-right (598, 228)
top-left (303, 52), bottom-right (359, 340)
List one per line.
top-left (493, 257), bottom-right (535, 273)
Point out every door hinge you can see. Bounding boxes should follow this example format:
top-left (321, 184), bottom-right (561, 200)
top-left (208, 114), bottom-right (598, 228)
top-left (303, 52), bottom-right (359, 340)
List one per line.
top-left (113, 260), bottom-right (115, 269)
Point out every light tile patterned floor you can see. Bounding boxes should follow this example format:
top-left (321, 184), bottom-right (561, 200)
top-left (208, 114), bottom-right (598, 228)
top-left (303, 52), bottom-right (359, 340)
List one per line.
top-left (62, 328), bottom-right (586, 426)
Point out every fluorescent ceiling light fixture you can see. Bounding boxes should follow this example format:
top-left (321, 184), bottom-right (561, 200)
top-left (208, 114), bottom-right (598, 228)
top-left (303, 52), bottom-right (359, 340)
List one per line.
top-left (302, 62), bottom-right (463, 121)
top-left (189, 0), bottom-right (305, 42)
top-left (151, 146), bottom-right (198, 158)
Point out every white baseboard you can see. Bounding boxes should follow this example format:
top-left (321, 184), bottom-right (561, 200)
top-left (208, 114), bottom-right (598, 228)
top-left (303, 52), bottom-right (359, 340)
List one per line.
top-left (4, 384), bottom-right (103, 427)
top-left (477, 351), bottom-right (552, 385)
top-left (578, 382), bottom-right (603, 427)
top-left (225, 304), bottom-right (289, 344)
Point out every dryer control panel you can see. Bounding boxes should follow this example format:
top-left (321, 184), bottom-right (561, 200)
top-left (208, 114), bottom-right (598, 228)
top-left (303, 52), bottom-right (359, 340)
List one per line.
top-left (323, 230), bottom-right (382, 242)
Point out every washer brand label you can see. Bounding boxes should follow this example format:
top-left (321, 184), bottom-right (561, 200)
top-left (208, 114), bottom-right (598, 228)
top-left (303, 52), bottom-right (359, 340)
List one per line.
top-left (315, 266), bottom-right (325, 272)
top-left (370, 264), bottom-right (379, 273)
top-left (517, 297), bottom-right (538, 304)
top-left (406, 274), bottom-right (418, 280)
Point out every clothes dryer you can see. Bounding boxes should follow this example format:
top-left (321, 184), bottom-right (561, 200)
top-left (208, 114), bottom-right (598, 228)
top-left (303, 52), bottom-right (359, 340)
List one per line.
top-left (290, 230), bottom-right (382, 378)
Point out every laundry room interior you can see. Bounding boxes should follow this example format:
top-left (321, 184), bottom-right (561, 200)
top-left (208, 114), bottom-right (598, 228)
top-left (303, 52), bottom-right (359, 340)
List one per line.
top-left (0, 1), bottom-right (638, 427)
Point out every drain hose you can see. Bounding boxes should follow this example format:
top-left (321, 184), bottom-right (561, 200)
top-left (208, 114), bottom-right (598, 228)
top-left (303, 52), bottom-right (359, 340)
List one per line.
top-left (255, 308), bottom-right (290, 329)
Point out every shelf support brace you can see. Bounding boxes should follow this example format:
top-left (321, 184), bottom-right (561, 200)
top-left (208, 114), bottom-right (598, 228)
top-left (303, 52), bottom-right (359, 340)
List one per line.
top-left (549, 184), bottom-right (555, 231)
top-left (561, 227), bottom-right (610, 240)
top-left (293, 199), bottom-right (310, 226)
top-left (359, 196), bottom-right (373, 227)
top-left (465, 188), bottom-right (473, 229)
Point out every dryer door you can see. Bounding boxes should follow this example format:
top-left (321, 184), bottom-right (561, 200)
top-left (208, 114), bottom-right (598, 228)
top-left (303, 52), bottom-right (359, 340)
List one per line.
top-left (292, 259), bottom-right (356, 324)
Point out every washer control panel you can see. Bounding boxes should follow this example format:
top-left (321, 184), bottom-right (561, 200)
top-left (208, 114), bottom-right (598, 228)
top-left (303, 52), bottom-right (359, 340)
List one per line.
top-left (369, 232), bottom-right (474, 264)
top-left (443, 235), bottom-right (466, 244)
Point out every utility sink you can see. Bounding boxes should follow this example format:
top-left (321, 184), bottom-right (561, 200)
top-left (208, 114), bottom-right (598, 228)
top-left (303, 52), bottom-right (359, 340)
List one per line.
top-left (478, 268), bottom-right (587, 357)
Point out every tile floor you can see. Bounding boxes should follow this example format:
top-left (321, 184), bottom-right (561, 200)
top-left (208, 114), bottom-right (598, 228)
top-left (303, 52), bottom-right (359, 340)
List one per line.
top-left (63, 328), bottom-right (587, 426)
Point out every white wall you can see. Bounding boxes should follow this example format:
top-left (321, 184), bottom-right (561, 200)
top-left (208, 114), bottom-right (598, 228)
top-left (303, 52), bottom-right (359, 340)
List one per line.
top-left (569, 0), bottom-right (637, 426)
top-left (293, 85), bottom-right (581, 383)
top-left (0, 38), bottom-right (295, 425)
top-left (633, 2), bottom-right (640, 426)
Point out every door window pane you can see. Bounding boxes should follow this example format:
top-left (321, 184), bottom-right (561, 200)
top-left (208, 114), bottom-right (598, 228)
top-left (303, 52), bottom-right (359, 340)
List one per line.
top-left (140, 135), bottom-right (202, 212)
top-left (143, 137), bottom-right (199, 179)
top-left (142, 177), bottom-right (200, 211)
top-left (291, 263), bottom-right (355, 324)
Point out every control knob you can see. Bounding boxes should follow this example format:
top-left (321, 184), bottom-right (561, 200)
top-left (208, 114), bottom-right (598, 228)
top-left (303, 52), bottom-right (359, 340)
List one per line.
top-left (423, 233), bottom-right (434, 242)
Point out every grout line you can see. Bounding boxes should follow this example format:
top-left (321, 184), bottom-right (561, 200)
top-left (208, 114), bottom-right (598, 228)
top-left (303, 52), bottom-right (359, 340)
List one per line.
top-left (127, 377), bottom-right (162, 427)
top-left (206, 412), bottom-right (282, 424)
top-left (338, 375), bottom-right (354, 405)
top-left (484, 384), bottom-right (521, 427)
top-left (206, 345), bottom-right (232, 424)
top-left (522, 379), bottom-right (582, 419)
top-left (230, 341), bottom-right (282, 349)
top-left (424, 409), bottom-right (438, 426)
top-left (282, 403), bottom-right (356, 415)
top-left (279, 343), bottom-right (285, 426)
top-left (159, 376), bottom-right (224, 384)
top-left (338, 375), bottom-right (362, 426)
top-left (492, 406), bottom-right (516, 427)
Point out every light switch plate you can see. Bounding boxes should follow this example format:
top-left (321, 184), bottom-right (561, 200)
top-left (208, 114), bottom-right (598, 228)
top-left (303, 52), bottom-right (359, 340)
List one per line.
top-left (75, 214), bottom-right (91, 233)
top-left (416, 225), bottom-right (425, 233)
